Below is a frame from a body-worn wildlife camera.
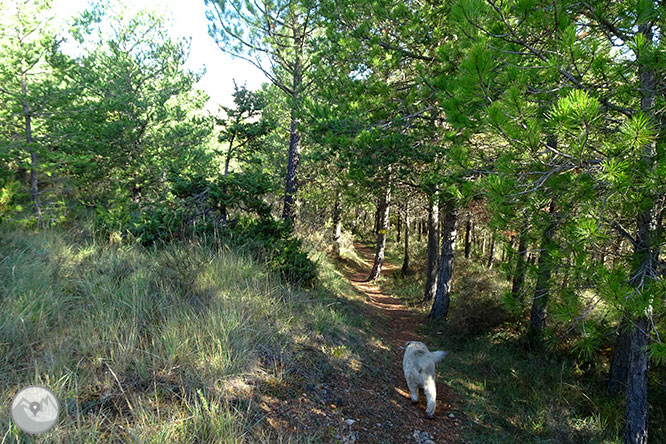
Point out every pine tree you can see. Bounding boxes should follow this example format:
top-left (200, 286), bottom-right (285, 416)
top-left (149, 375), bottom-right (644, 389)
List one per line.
top-left (205, 0), bottom-right (320, 224)
top-left (0, 0), bottom-right (56, 220)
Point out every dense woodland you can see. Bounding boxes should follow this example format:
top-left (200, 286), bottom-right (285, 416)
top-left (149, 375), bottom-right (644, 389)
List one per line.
top-left (1, 0), bottom-right (665, 443)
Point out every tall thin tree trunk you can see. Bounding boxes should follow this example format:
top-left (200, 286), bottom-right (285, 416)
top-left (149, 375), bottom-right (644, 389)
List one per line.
top-left (417, 219), bottom-right (422, 242)
top-left (429, 200), bottom-right (457, 319)
top-left (282, 59), bottom-right (302, 224)
top-left (502, 236), bottom-right (513, 263)
top-left (397, 212), bottom-right (402, 243)
top-left (402, 214), bottom-right (410, 276)
top-left (511, 221), bottom-right (529, 301)
top-left (608, 324), bottom-right (632, 395)
top-left (224, 138), bottom-right (234, 177)
top-left (624, 24), bottom-right (658, 442)
top-left (220, 134), bottom-right (236, 228)
top-left (368, 185), bottom-right (391, 281)
top-left (464, 215), bottom-right (472, 259)
top-left (527, 199), bottom-right (557, 348)
top-left (29, 137), bottom-right (40, 218)
top-left (424, 196), bottom-right (440, 302)
top-left (473, 226), bottom-right (480, 255)
top-left (333, 190), bottom-right (342, 258)
top-left (625, 317), bottom-right (650, 444)
top-left (487, 235), bottom-right (495, 268)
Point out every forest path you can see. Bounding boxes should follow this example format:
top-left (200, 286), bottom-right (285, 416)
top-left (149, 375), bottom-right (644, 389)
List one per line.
top-left (330, 243), bottom-right (464, 443)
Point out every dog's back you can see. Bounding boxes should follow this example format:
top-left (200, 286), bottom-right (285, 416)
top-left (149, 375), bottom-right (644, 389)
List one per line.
top-left (403, 341), bottom-right (447, 377)
top-left (402, 341), bottom-right (447, 418)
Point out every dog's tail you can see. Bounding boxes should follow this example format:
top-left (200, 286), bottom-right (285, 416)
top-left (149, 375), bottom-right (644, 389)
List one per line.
top-left (430, 350), bottom-right (448, 364)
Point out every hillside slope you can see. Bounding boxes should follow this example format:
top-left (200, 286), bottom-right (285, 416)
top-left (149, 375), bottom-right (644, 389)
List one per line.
top-left (0, 227), bottom-right (464, 443)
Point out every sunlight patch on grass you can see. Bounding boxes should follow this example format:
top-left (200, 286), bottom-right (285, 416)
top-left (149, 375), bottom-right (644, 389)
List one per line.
top-left (0, 226), bottom-right (378, 442)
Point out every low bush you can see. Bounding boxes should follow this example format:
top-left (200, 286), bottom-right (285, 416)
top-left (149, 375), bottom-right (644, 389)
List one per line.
top-left (92, 171), bottom-right (317, 286)
top-left (445, 258), bottom-right (511, 337)
top-left (230, 217), bottom-right (318, 286)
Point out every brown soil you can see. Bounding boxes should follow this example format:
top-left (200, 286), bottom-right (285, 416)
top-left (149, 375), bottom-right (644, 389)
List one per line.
top-left (255, 244), bottom-right (465, 443)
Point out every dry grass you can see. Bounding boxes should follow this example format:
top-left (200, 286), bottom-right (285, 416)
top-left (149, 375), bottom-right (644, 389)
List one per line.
top-left (0, 226), bottom-right (374, 443)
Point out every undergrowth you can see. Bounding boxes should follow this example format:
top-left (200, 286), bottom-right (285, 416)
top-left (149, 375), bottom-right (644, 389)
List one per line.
top-left (382, 239), bottom-right (666, 444)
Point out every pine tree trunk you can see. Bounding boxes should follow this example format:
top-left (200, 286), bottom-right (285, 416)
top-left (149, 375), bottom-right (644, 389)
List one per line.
top-left (224, 136), bottom-right (234, 177)
top-left (397, 212), bottom-right (402, 243)
top-left (29, 144), bottom-right (40, 218)
top-left (368, 186), bottom-right (391, 281)
top-left (333, 190), bottom-right (342, 258)
top-left (429, 200), bottom-right (457, 319)
top-left (625, 317), bottom-right (650, 444)
top-left (608, 324), bottom-right (632, 395)
top-left (623, 21), bottom-right (659, 444)
top-left (527, 199), bottom-right (557, 348)
top-left (464, 216), bottom-right (472, 259)
top-left (502, 236), bottom-right (513, 263)
top-left (282, 62), bottom-right (302, 224)
top-left (487, 235), bottom-right (495, 268)
top-left (220, 135), bottom-right (236, 228)
top-left (511, 222), bottom-right (529, 301)
top-left (402, 214), bottom-right (410, 276)
top-left (282, 109), bottom-right (301, 223)
top-left (424, 196), bottom-right (440, 302)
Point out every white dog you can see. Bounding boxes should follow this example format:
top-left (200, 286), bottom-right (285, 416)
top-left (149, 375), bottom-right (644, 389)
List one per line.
top-left (402, 341), bottom-right (448, 418)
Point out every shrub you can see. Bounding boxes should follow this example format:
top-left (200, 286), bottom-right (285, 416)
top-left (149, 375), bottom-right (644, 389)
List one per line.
top-left (446, 258), bottom-right (511, 337)
top-left (230, 217), bottom-right (318, 286)
top-left (91, 171), bottom-right (316, 286)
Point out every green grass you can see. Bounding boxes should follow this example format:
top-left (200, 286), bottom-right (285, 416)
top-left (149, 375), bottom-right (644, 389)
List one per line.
top-left (427, 324), bottom-right (625, 444)
top-left (0, 226), bottom-right (379, 443)
top-left (4, 225), bottom-right (664, 443)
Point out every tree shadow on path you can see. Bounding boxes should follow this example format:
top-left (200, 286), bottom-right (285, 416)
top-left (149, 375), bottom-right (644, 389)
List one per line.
top-left (323, 243), bottom-right (465, 444)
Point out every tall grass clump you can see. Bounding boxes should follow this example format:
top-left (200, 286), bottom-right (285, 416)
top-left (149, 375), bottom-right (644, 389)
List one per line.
top-left (0, 225), bottom-right (368, 443)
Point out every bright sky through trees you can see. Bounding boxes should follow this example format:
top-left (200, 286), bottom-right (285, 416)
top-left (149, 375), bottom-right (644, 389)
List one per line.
top-left (52, 0), bottom-right (268, 110)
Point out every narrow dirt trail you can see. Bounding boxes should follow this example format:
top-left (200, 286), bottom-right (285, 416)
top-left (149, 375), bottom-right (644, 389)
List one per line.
top-left (347, 244), bottom-right (422, 345)
top-left (259, 244), bottom-right (464, 443)
top-left (331, 243), bottom-right (464, 443)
